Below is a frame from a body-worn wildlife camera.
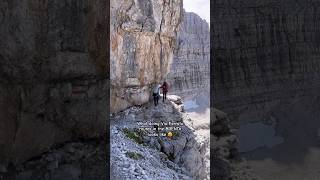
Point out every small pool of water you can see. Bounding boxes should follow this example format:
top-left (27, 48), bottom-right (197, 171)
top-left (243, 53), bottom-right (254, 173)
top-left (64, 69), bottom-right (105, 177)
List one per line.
top-left (238, 122), bottom-right (284, 153)
top-left (184, 100), bottom-right (199, 110)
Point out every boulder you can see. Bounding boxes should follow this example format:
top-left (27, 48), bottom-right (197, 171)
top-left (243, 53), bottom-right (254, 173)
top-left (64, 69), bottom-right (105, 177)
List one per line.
top-left (212, 108), bottom-right (231, 135)
top-left (167, 95), bottom-right (183, 105)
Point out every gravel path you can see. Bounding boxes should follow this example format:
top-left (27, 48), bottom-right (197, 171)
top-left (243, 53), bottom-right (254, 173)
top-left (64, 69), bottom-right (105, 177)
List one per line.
top-left (110, 99), bottom-right (196, 180)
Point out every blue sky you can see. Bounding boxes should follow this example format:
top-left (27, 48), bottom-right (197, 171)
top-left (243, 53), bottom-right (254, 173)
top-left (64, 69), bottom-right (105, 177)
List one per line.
top-left (183, 0), bottom-right (210, 24)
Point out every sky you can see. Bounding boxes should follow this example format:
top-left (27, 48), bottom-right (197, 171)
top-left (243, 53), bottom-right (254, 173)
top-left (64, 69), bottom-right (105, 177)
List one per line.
top-left (183, 0), bottom-right (210, 24)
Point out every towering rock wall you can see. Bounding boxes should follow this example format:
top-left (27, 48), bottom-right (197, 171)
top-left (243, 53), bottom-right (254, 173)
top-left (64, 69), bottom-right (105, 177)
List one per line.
top-left (110, 0), bottom-right (183, 113)
top-left (167, 11), bottom-right (210, 97)
top-left (212, 0), bottom-right (320, 121)
top-left (0, 0), bottom-right (108, 165)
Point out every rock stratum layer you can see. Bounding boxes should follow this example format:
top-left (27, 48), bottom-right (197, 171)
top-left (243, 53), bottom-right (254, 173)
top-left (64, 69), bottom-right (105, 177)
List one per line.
top-left (212, 0), bottom-right (320, 121)
top-left (0, 0), bottom-right (108, 166)
top-left (110, 0), bottom-right (183, 113)
top-left (167, 11), bottom-right (210, 97)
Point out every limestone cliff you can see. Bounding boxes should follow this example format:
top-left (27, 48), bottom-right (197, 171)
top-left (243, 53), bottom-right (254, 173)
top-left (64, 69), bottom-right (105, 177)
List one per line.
top-left (0, 0), bottom-right (108, 167)
top-left (167, 11), bottom-right (210, 97)
top-left (212, 0), bottom-right (320, 122)
top-left (110, 0), bottom-right (183, 113)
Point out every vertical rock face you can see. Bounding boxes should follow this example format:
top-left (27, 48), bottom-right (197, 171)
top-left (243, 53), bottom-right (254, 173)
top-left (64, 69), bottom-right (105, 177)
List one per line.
top-left (167, 11), bottom-right (210, 97)
top-left (0, 0), bottom-right (108, 165)
top-left (212, 0), bottom-right (320, 121)
top-left (110, 0), bottom-right (183, 113)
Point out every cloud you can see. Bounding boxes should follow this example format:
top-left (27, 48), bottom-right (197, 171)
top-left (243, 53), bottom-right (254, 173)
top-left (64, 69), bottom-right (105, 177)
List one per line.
top-left (183, 0), bottom-right (210, 24)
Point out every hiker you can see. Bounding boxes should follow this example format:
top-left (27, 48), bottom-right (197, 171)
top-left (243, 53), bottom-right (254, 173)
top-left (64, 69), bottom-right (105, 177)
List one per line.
top-left (153, 84), bottom-right (161, 106)
top-left (160, 81), bottom-right (168, 102)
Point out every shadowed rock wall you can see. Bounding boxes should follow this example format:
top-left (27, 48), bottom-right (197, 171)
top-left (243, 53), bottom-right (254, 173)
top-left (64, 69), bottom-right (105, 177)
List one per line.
top-left (212, 0), bottom-right (320, 121)
top-left (0, 0), bottom-right (108, 165)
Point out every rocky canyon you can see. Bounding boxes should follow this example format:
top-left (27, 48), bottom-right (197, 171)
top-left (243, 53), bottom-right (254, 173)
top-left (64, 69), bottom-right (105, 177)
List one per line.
top-left (110, 0), bottom-right (199, 179)
top-left (1, 0), bottom-right (305, 179)
top-left (110, 1), bottom-right (253, 179)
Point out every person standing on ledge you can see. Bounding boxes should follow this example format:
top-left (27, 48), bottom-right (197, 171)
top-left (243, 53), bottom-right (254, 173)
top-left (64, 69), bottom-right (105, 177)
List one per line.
top-left (161, 81), bottom-right (169, 102)
top-left (153, 83), bottom-right (161, 106)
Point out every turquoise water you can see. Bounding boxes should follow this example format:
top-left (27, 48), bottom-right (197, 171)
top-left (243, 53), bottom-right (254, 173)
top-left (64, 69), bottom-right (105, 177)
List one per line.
top-left (184, 100), bottom-right (199, 110)
top-left (238, 123), bottom-right (284, 152)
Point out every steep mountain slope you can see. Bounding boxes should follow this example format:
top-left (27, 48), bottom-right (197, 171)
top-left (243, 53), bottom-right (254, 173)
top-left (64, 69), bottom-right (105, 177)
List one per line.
top-left (167, 11), bottom-right (210, 97)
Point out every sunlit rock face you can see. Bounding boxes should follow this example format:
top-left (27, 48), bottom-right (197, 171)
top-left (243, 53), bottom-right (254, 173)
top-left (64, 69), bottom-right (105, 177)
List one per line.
top-left (110, 0), bottom-right (183, 113)
top-left (166, 11), bottom-right (210, 97)
top-left (0, 0), bottom-right (108, 165)
top-left (212, 0), bottom-right (320, 121)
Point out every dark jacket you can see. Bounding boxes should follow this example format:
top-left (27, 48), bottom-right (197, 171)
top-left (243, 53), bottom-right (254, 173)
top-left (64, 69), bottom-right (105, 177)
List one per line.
top-left (161, 82), bottom-right (168, 93)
